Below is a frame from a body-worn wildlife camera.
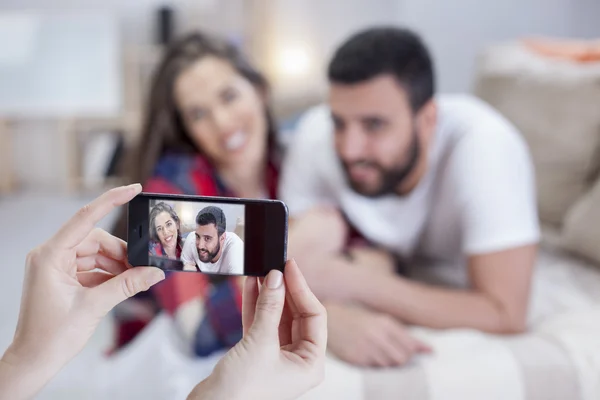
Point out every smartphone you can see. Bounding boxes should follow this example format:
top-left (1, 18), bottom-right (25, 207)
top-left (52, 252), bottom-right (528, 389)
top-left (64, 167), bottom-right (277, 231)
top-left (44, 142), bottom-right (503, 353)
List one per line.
top-left (127, 193), bottom-right (288, 276)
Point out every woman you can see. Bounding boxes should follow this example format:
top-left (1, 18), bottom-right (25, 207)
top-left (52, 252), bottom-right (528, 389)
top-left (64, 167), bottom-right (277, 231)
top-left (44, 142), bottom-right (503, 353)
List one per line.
top-left (149, 202), bottom-right (184, 260)
top-left (112, 31), bottom-right (279, 354)
top-left (113, 31), bottom-right (278, 204)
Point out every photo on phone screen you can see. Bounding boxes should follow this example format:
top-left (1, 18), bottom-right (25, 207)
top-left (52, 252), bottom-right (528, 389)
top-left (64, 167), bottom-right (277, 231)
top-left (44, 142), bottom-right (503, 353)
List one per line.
top-left (128, 193), bottom-right (288, 276)
top-left (149, 199), bottom-right (245, 274)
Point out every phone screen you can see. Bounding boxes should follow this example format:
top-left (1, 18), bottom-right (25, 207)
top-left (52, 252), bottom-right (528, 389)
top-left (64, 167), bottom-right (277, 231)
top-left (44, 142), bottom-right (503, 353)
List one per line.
top-left (128, 193), bottom-right (288, 276)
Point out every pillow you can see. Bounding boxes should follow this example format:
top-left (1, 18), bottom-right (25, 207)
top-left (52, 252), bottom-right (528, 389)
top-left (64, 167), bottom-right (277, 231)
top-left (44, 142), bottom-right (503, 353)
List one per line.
top-left (474, 43), bottom-right (600, 226)
top-left (562, 176), bottom-right (600, 265)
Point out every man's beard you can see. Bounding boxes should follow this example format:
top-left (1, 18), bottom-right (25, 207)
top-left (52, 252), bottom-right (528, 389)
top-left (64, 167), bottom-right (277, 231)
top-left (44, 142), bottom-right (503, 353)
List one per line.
top-left (197, 240), bottom-right (221, 263)
top-left (342, 129), bottom-right (421, 198)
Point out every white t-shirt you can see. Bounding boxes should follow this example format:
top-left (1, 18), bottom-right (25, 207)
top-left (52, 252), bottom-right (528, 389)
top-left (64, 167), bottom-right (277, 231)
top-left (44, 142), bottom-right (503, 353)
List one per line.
top-left (279, 94), bottom-right (540, 285)
top-left (181, 231), bottom-right (244, 275)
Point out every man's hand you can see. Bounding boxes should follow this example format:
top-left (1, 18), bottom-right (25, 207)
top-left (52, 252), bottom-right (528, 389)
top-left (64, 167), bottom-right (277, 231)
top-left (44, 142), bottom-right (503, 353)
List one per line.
top-left (349, 246), bottom-right (396, 275)
top-left (183, 263), bottom-right (197, 272)
top-left (326, 303), bottom-right (431, 368)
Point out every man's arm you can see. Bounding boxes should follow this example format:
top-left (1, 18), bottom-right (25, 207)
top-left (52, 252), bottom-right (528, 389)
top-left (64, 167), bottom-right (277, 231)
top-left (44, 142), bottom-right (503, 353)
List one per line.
top-left (337, 244), bottom-right (536, 333)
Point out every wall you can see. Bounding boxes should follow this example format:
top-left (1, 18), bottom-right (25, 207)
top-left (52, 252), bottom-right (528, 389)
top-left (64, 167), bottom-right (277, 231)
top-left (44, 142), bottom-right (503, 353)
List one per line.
top-left (265, 0), bottom-right (600, 96)
top-left (1, 1), bottom-right (246, 191)
top-left (2, 0), bottom-right (600, 191)
top-left (0, 0), bottom-right (245, 45)
top-left (261, 0), bottom-right (600, 118)
top-left (398, 0), bottom-right (600, 93)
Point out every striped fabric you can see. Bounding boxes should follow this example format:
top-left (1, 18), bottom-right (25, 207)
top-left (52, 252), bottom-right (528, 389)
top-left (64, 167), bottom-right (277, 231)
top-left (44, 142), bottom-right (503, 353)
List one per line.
top-left (300, 242), bottom-right (600, 400)
top-left (304, 316), bottom-right (598, 400)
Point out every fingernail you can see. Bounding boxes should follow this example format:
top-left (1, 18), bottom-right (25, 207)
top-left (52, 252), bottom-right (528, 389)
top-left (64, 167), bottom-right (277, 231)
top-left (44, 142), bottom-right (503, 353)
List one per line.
top-left (146, 269), bottom-right (165, 286)
top-left (265, 269), bottom-right (283, 289)
top-left (128, 183), bottom-right (142, 193)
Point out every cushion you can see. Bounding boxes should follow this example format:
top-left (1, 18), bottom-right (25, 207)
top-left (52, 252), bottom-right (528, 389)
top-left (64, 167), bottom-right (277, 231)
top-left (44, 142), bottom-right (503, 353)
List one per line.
top-left (562, 176), bottom-right (600, 265)
top-left (474, 43), bottom-right (600, 226)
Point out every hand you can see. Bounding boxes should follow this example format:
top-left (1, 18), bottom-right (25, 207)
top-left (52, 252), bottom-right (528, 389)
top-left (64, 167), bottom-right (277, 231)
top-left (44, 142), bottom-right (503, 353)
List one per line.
top-left (349, 246), bottom-right (396, 275)
top-left (326, 303), bottom-right (431, 368)
top-left (183, 263), bottom-right (197, 272)
top-left (188, 260), bottom-right (327, 400)
top-left (0, 184), bottom-right (166, 400)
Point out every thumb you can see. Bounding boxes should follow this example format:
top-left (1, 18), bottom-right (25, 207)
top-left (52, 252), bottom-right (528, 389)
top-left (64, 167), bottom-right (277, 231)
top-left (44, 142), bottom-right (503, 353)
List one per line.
top-left (248, 269), bottom-right (285, 342)
top-left (86, 267), bottom-right (165, 316)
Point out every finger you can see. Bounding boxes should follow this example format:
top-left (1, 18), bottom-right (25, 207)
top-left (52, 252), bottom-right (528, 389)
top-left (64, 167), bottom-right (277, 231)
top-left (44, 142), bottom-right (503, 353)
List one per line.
top-left (278, 293), bottom-right (294, 346)
top-left (383, 321), bottom-right (423, 362)
top-left (248, 269), bottom-right (285, 343)
top-left (379, 334), bottom-right (410, 366)
top-left (84, 267), bottom-right (165, 317)
top-left (77, 271), bottom-right (114, 287)
top-left (50, 184), bottom-right (142, 249)
top-left (282, 289), bottom-right (303, 345)
top-left (75, 228), bottom-right (128, 262)
top-left (391, 329), bottom-right (433, 356)
top-left (395, 334), bottom-right (418, 357)
top-left (284, 259), bottom-right (327, 351)
top-left (241, 277), bottom-right (259, 336)
top-left (279, 290), bottom-right (302, 344)
top-left (369, 346), bottom-right (396, 368)
top-left (76, 254), bottom-right (128, 275)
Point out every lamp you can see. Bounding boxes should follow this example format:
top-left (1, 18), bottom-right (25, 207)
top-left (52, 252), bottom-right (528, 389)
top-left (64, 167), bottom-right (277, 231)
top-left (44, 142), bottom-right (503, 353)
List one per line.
top-left (275, 44), bottom-right (312, 78)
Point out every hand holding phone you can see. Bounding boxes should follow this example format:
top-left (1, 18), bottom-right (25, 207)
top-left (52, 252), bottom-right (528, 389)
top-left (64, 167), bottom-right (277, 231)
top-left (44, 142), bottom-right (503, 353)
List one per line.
top-left (127, 193), bottom-right (288, 276)
top-left (0, 185), bottom-right (166, 400)
top-left (188, 260), bottom-right (326, 400)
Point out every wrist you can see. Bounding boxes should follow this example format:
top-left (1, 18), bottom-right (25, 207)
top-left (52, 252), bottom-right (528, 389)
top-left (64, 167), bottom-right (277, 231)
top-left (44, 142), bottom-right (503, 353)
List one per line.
top-left (0, 344), bottom-right (33, 400)
top-left (1, 342), bottom-right (30, 375)
top-left (188, 372), bottom-right (243, 400)
top-left (0, 340), bottom-right (67, 400)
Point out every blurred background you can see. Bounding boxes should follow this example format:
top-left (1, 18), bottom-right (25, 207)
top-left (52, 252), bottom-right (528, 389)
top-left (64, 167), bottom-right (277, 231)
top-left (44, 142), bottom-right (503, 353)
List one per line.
top-left (1, 1), bottom-right (600, 399)
top-left (0, 0), bottom-right (599, 193)
top-left (149, 199), bottom-right (245, 236)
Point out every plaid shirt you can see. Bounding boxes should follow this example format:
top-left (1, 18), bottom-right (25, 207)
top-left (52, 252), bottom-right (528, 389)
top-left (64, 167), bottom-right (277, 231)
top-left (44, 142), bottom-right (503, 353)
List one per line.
top-left (118, 152), bottom-right (278, 356)
top-left (149, 239), bottom-right (183, 259)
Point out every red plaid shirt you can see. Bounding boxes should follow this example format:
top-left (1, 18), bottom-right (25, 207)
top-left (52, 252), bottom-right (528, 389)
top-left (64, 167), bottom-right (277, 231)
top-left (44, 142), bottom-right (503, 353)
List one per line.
top-left (144, 152), bottom-right (278, 355)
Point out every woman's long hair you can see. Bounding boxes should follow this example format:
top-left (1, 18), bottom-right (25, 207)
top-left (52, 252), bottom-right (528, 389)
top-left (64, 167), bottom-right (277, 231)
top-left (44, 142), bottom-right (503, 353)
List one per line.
top-left (149, 202), bottom-right (182, 248)
top-left (113, 32), bottom-right (278, 240)
top-left (132, 31), bottom-right (277, 184)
